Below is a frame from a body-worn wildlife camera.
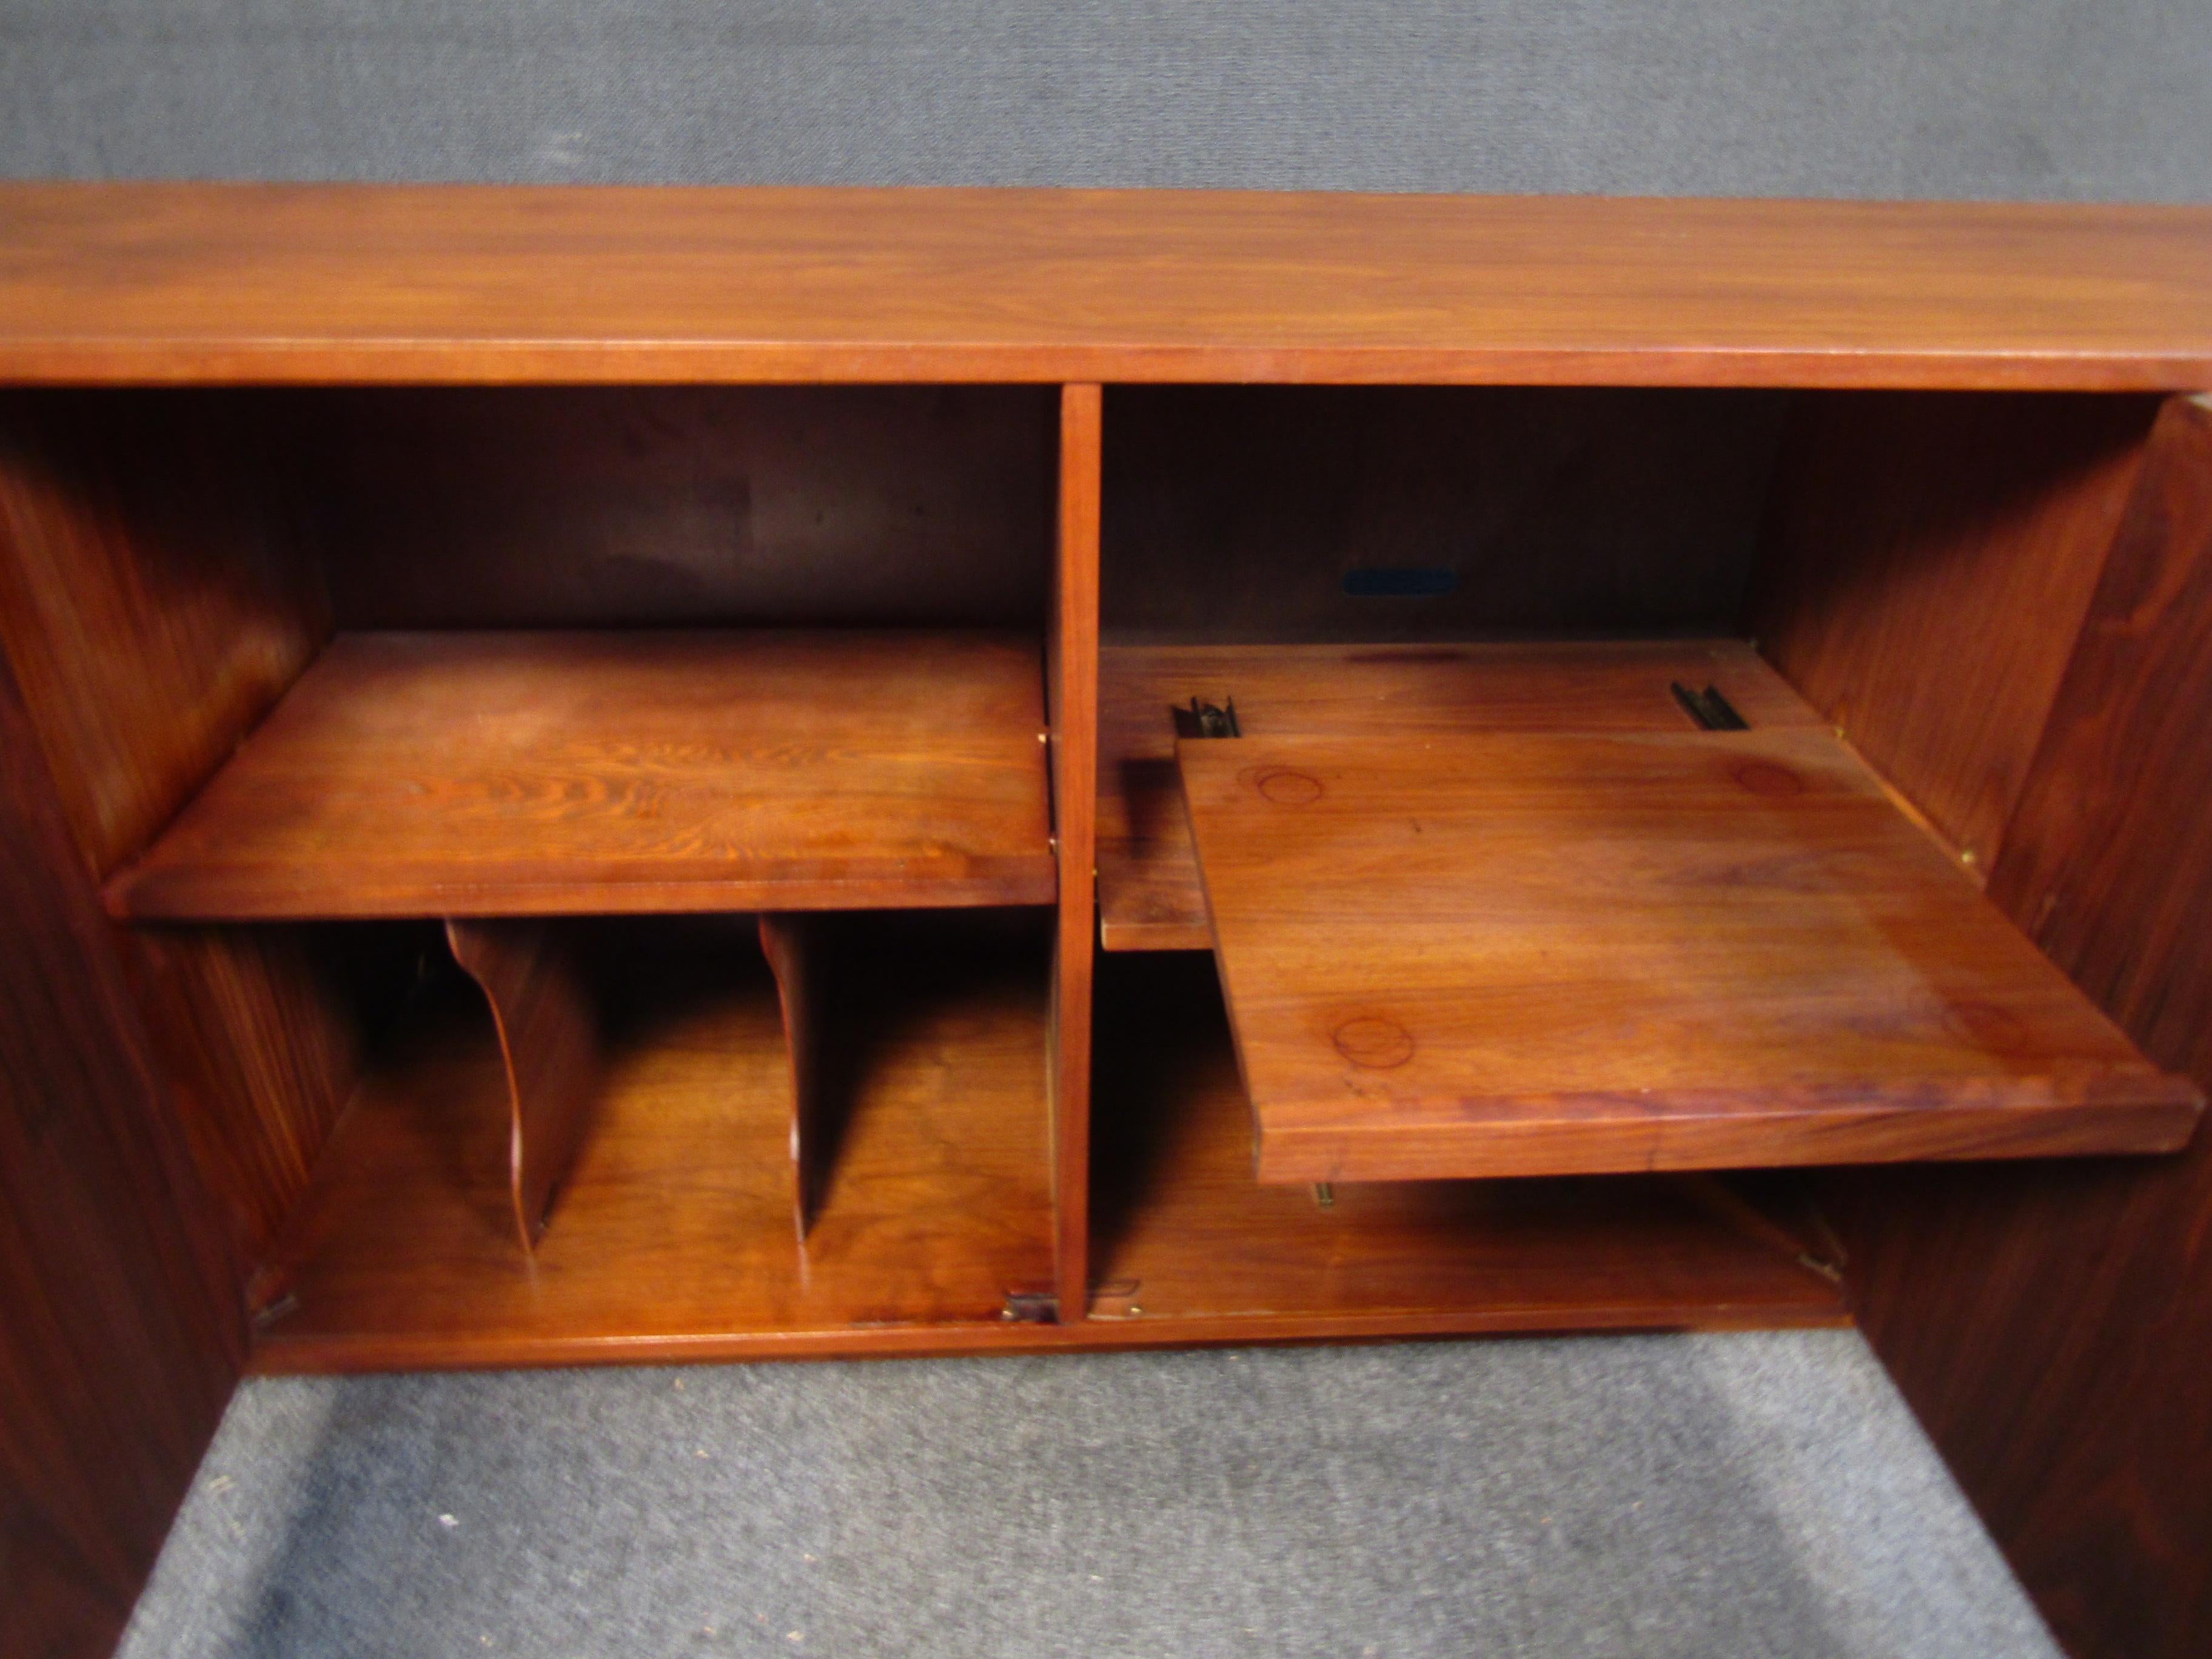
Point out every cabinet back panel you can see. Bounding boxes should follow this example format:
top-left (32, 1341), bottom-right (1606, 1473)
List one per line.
top-left (1102, 386), bottom-right (1788, 642)
top-left (309, 386), bottom-right (1057, 631)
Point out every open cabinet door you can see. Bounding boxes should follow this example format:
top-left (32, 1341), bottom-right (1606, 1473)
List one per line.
top-left (0, 659), bottom-right (244, 1659)
top-left (1178, 722), bottom-right (2202, 1185)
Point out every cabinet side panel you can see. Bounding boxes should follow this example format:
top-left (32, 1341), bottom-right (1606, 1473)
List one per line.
top-left (1751, 391), bottom-right (2159, 871)
top-left (1830, 395), bottom-right (2212, 1659)
top-left (124, 927), bottom-right (385, 1278)
top-left (0, 390), bottom-right (331, 874)
top-left (0, 390), bottom-right (359, 1275)
top-left (0, 648), bottom-right (242, 1659)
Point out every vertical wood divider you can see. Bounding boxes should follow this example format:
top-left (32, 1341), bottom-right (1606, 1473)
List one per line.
top-left (444, 918), bottom-right (601, 1254)
top-left (758, 913), bottom-right (826, 1245)
top-left (1050, 384), bottom-right (1104, 1319)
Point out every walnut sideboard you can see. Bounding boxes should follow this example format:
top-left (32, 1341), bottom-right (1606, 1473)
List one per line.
top-left (4, 184), bottom-right (2211, 1659)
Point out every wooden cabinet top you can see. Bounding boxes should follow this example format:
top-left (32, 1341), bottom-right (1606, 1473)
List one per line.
top-left (2, 183), bottom-right (2209, 389)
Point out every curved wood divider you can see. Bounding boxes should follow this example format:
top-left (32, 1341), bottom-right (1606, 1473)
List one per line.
top-left (758, 914), bottom-right (829, 1245)
top-left (449, 913), bottom-right (833, 1256)
top-left (444, 919), bottom-right (601, 1253)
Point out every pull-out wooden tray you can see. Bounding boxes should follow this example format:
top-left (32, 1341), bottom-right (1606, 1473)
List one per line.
top-left (1178, 728), bottom-right (2202, 1183)
top-left (106, 629), bottom-right (1057, 919)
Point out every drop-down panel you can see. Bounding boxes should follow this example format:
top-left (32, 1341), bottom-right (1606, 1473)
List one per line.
top-left (1178, 728), bottom-right (2202, 1183)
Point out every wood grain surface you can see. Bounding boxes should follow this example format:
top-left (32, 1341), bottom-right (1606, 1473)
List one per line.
top-left (2, 185), bottom-right (2209, 388)
top-left (0, 389), bottom-right (382, 1295)
top-left (0, 390), bottom-right (330, 876)
top-left (1049, 385), bottom-right (1103, 1318)
top-left (121, 926), bottom-right (382, 1279)
top-left (107, 630), bottom-right (1058, 919)
top-left (1752, 392), bottom-right (2161, 871)
top-left (1834, 395), bottom-right (2212, 1659)
top-left (1099, 639), bottom-right (1823, 950)
top-left (1088, 951), bottom-right (1848, 1330)
top-left (248, 916), bottom-right (1843, 1372)
top-left (1178, 729), bottom-right (2200, 1183)
top-left (445, 919), bottom-right (602, 1253)
top-left (0, 652), bottom-right (241, 1659)
top-left (253, 914), bottom-right (1059, 1370)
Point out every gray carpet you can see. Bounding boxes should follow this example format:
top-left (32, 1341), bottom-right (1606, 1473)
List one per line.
top-left (2, 1), bottom-right (2209, 200)
top-left (119, 1331), bottom-right (2059, 1658)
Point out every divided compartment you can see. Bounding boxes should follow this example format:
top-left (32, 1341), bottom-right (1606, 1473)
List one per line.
top-left (1096, 386), bottom-right (2202, 1198)
top-left (132, 625), bottom-right (1076, 1352)
top-left (253, 908), bottom-right (1058, 1366)
top-left (1087, 947), bottom-right (1851, 1332)
top-left (436, 911), bottom-right (864, 1256)
top-left (0, 384), bottom-right (1070, 1361)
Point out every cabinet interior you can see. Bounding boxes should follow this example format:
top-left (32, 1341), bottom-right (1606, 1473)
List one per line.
top-left (0, 380), bottom-right (2191, 1366)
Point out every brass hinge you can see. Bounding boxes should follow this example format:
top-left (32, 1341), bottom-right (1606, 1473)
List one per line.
top-left (1001, 1290), bottom-right (1058, 1325)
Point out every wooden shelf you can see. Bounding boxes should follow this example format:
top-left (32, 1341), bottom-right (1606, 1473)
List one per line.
top-left (1099, 639), bottom-right (1823, 950)
top-left (1088, 952), bottom-right (1848, 1331)
top-left (252, 914), bottom-right (1059, 1370)
top-left (107, 630), bottom-right (1057, 920)
top-left (1178, 727), bottom-right (2202, 1184)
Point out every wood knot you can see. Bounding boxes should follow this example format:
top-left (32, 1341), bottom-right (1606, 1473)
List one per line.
top-left (1252, 766), bottom-right (1325, 806)
top-left (1331, 1014), bottom-right (1415, 1069)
